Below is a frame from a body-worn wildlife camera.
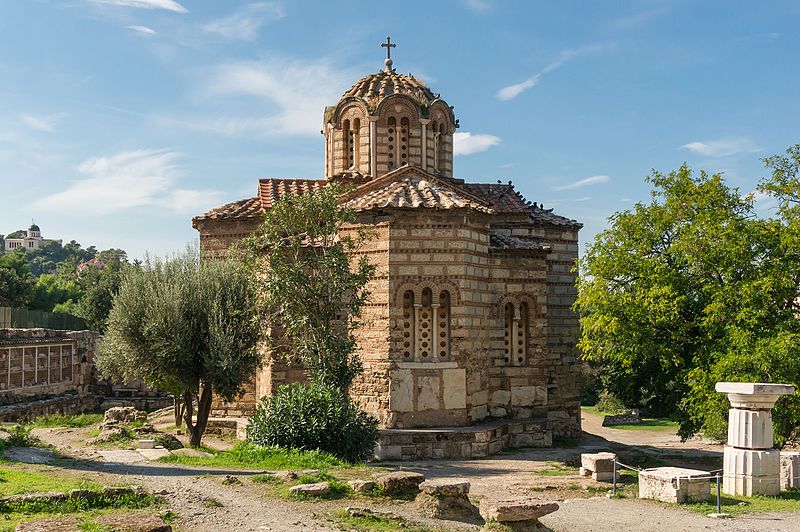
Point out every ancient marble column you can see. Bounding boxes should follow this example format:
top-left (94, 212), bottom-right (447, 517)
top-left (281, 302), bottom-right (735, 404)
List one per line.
top-left (715, 382), bottom-right (795, 496)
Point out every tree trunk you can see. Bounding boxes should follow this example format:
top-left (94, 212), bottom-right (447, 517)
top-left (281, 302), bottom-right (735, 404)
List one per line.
top-left (173, 395), bottom-right (184, 429)
top-left (182, 383), bottom-right (213, 448)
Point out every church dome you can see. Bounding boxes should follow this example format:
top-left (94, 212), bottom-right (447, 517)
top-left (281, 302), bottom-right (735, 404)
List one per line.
top-left (340, 70), bottom-right (437, 112)
top-left (29, 223), bottom-right (40, 232)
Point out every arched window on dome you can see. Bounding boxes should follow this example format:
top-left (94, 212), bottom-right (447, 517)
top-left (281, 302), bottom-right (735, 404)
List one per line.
top-left (436, 122), bottom-right (447, 174)
top-left (342, 119), bottom-right (351, 170)
top-left (387, 117), bottom-right (397, 170)
top-left (400, 117), bottom-right (409, 167)
top-left (349, 118), bottom-right (360, 169)
top-left (432, 120), bottom-right (440, 173)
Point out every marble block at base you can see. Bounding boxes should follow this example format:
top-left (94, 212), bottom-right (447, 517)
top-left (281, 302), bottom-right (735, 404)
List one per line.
top-left (726, 409), bottom-right (773, 449)
top-left (581, 452), bottom-right (616, 473)
top-left (639, 467), bottom-right (711, 504)
top-left (780, 452), bottom-right (800, 490)
top-left (723, 447), bottom-right (781, 496)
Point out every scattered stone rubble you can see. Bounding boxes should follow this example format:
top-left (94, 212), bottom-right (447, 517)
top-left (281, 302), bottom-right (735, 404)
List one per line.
top-left (376, 471), bottom-right (425, 495)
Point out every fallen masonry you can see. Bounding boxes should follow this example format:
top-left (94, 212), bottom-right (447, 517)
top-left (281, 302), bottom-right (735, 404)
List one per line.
top-left (638, 467), bottom-right (711, 504)
top-left (479, 497), bottom-right (559, 529)
top-left (416, 478), bottom-right (479, 520)
top-left (579, 452), bottom-right (618, 482)
top-left (376, 471), bottom-right (425, 495)
top-left (288, 482), bottom-right (330, 497)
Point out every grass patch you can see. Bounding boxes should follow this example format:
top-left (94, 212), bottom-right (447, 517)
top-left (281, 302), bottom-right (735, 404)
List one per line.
top-left (28, 414), bottom-right (103, 429)
top-left (157, 441), bottom-right (348, 470)
top-left (250, 473), bottom-right (282, 485)
top-left (0, 468), bottom-right (100, 497)
top-left (1, 425), bottom-right (44, 448)
top-left (330, 509), bottom-right (432, 531)
top-left (202, 497), bottom-right (223, 508)
top-left (684, 485), bottom-right (800, 516)
top-left (535, 462), bottom-right (579, 476)
top-left (609, 418), bottom-right (680, 432)
top-left (0, 491), bottom-right (157, 514)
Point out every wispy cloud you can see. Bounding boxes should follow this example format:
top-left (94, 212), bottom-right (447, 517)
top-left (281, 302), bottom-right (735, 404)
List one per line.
top-left (89, 0), bottom-right (188, 13)
top-left (574, 196), bottom-right (592, 202)
top-left (453, 132), bottom-right (501, 156)
top-left (158, 56), bottom-right (354, 138)
top-left (33, 149), bottom-right (223, 215)
top-left (20, 113), bottom-right (67, 133)
top-left (496, 43), bottom-right (614, 101)
top-left (553, 175), bottom-right (610, 191)
top-left (203, 2), bottom-right (284, 41)
top-left (125, 25), bottom-right (156, 35)
top-left (460, 0), bottom-right (492, 14)
top-left (612, 8), bottom-right (668, 28)
top-left (680, 137), bottom-right (760, 157)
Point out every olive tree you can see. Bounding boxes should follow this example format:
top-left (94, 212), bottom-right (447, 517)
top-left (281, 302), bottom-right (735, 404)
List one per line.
top-left (98, 248), bottom-right (260, 447)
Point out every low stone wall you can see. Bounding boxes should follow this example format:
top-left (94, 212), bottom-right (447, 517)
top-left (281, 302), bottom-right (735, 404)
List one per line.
top-left (601, 410), bottom-right (641, 426)
top-left (375, 418), bottom-right (551, 460)
top-left (0, 392), bottom-right (98, 422)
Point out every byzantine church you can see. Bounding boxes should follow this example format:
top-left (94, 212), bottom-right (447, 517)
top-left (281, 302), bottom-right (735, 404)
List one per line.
top-left (193, 40), bottom-right (582, 459)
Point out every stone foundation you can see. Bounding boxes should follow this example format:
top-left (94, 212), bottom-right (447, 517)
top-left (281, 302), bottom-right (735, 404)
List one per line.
top-left (0, 392), bottom-right (98, 422)
top-left (375, 418), bottom-right (550, 460)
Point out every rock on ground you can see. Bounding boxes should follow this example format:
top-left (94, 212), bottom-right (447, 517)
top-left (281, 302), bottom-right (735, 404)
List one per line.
top-left (479, 497), bottom-right (559, 522)
top-left (288, 482), bottom-right (330, 496)
top-left (15, 517), bottom-right (80, 531)
top-left (376, 471), bottom-right (425, 495)
top-left (416, 479), bottom-right (478, 520)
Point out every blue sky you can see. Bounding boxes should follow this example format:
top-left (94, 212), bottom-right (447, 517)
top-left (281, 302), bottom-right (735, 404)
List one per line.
top-left (1, 0), bottom-right (798, 259)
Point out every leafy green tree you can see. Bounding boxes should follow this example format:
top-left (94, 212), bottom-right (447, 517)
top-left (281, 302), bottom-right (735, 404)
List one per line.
top-left (98, 248), bottom-right (260, 447)
top-left (30, 274), bottom-right (83, 312)
top-left (75, 258), bottom-right (127, 333)
top-left (240, 183), bottom-right (376, 392)
top-left (576, 159), bottom-right (800, 444)
top-left (0, 252), bottom-right (35, 307)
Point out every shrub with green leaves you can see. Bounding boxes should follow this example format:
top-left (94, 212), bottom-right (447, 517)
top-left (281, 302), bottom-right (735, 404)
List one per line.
top-left (247, 383), bottom-right (378, 463)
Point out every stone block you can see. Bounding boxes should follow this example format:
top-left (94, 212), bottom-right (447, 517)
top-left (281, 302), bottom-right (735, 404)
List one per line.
top-left (479, 498), bottom-right (559, 523)
top-left (490, 407), bottom-right (507, 418)
top-left (288, 482), bottom-right (330, 497)
top-left (442, 369), bottom-right (466, 410)
top-left (581, 452), bottom-right (616, 473)
top-left (638, 467), bottom-right (710, 503)
top-left (723, 447), bottom-right (781, 496)
top-left (781, 452), bottom-right (800, 490)
top-left (510, 386), bottom-right (546, 407)
top-left (727, 409), bottom-right (773, 449)
top-left (419, 478), bottom-right (470, 496)
top-left (348, 480), bottom-right (375, 493)
top-left (377, 471), bottom-right (425, 495)
top-left (389, 369), bottom-right (413, 412)
top-left (489, 390), bottom-right (510, 407)
top-left (417, 376), bottom-right (440, 411)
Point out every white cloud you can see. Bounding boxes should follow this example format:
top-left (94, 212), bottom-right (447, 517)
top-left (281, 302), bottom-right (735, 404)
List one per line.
top-left (33, 149), bottom-right (224, 215)
top-left (553, 175), bottom-right (610, 191)
top-left (574, 196), bottom-right (592, 202)
top-left (453, 132), bottom-right (501, 156)
top-left (126, 25), bottom-right (156, 35)
top-left (460, 0), bottom-right (492, 14)
top-left (89, 0), bottom-right (188, 13)
top-left (613, 8), bottom-right (668, 28)
top-left (680, 137), bottom-right (759, 157)
top-left (497, 43), bottom-right (614, 101)
top-left (203, 2), bottom-right (283, 41)
top-left (20, 113), bottom-right (67, 133)
top-left (162, 56), bottom-right (354, 138)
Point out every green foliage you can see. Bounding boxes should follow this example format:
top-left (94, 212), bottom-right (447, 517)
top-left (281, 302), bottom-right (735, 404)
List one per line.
top-left (595, 391), bottom-right (627, 414)
top-left (0, 469), bottom-right (99, 496)
top-left (240, 183), bottom-right (376, 392)
top-left (98, 247), bottom-right (260, 447)
top-left (330, 510), bottom-right (433, 532)
top-left (2, 425), bottom-right (44, 448)
top-left (576, 153), bottom-right (800, 444)
top-left (158, 441), bottom-right (347, 470)
top-left (684, 487), bottom-right (800, 516)
top-left (247, 383), bottom-right (378, 463)
top-left (0, 490), bottom-right (156, 514)
top-left (28, 414), bottom-right (103, 429)
top-left (0, 252), bottom-right (35, 307)
top-left (535, 462), bottom-right (579, 476)
top-left (75, 258), bottom-right (127, 333)
top-left (30, 274), bottom-right (82, 312)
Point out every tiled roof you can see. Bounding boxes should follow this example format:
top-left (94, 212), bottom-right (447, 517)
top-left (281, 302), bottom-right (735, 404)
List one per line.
top-left (489, 232), bottom-right (548, 252)
top-left (464, 182), bottom-right (582, 228)
top-left (341, 70), bottom-right (437, 111)
top-left (346, 174), bottom-right (493, 213)
top-left (258, 178), bottom-right (327, 209)
top-left (193, 197), bottom-right (263, 223)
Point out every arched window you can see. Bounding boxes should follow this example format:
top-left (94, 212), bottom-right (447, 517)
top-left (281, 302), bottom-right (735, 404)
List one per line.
top-left (503, 301), bottom-right (529, 366)
top-left (387, 117), bottom-right (397, 170)
top-left (402, 291), bottom-right (414, 360)
top-left (432, 121), bottom-right (440, 172)
top-left (349, 118), bottom-right (360, 169)
top-left (342, 119), bottom-right (352, 169)
top-left (437, 122), bottom-right (447, 173)
top-left (403, 287), bottom-right (452, 362)
top-left (400, 117), bottom-right (409, 167)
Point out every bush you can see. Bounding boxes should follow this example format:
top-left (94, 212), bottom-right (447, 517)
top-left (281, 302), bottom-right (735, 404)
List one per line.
top-left (247, 383), bottom-right (378, 463)
top-left (595, 391), bottom-right (627, 414)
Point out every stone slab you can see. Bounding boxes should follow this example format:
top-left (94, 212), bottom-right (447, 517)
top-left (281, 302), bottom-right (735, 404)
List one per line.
top-left (639, 467), bottom-right (711, 503)
top-left (419, 478), bottom-right (470, 496)
top-left (97, 450), bottom-right (147, 464)
top-left (442, 369), bottom-right (466, 410)
top-left (389, 369), bottom-right (414, 412)
top-left (479, 498), bottom-right (559, 522)
top-left (780, 451), bottom-right (800, 490)
top-left (288, 482), bottom-right (330, 496)
top-left (137, 448), bottom-right (171, 460)
top-left (715, 382), bottom-right (795, 396)
top-left (4, 447), bottom-right (55, 464)
top-left (580, 452), bottom-right (616, 473)
top-left (377, 471), bottom-right (425, 494)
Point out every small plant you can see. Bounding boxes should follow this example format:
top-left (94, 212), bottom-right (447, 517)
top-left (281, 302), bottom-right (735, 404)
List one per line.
top-left (250, 473), bottom-right (282, 484)
top-left (202, 497), bottom-right (223, 508)
top-left (247, 383), bottom-right (378, 463)
top-left (29, 414), bottom-right (103, 429)
top-left (3, 425), bottom-right (44, 448)
top-left (535, 462), bottom-right (579, 476)
top-left (330, 508), bottom-right (431, 531)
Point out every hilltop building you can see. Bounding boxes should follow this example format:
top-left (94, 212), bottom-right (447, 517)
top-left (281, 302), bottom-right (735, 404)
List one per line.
top-left (193, 40), bottom-right (582, 458)
top-left (4, 223), bottom-right (61, 252)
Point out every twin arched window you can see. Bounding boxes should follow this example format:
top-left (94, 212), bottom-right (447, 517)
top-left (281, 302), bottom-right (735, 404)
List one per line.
top-left (387, 116), bottom-right (409, 170)
top-left (504, 301), bottom-right (529, 366)
top-left (401, 288), bottom-right (451, 362)
top-left (343, 118), bottom-right (360, 169)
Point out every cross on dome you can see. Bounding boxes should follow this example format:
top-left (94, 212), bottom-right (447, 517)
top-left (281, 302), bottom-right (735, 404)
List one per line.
top-left (381, 36), bottom-right (396, 71)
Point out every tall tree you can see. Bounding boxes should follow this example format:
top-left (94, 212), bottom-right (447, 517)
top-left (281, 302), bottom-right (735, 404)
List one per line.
top-left (0, 252), bottom-right (35, 307)
top-left (240, 184), bottom-right (375, 392)
top-left (98, 249), bottom-right (260, 446)
top-left (576, 160), bottom-right (800, 444)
